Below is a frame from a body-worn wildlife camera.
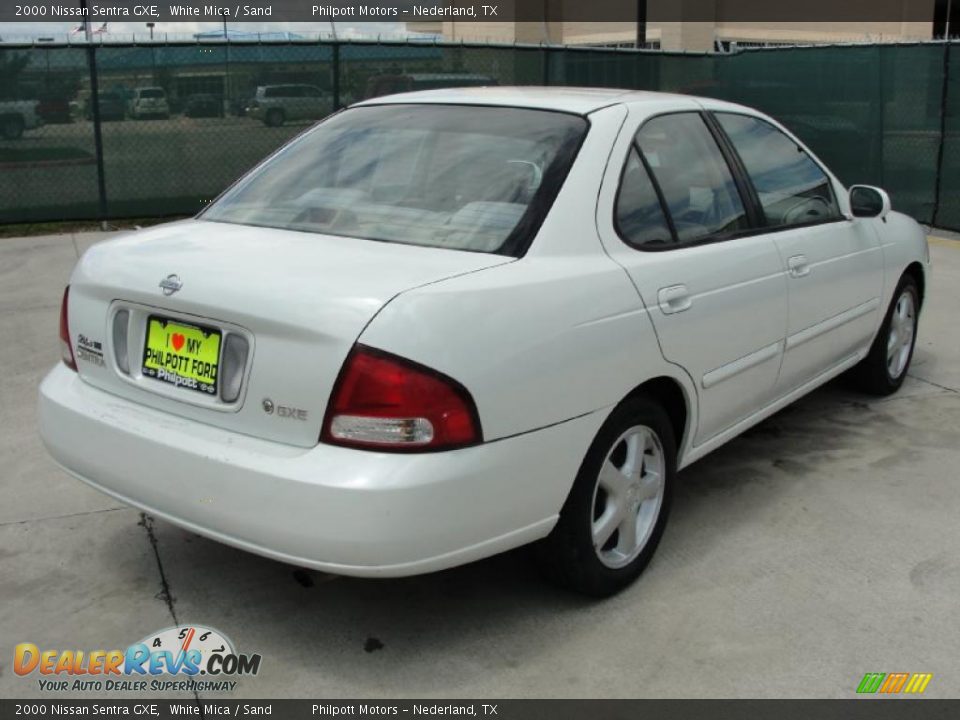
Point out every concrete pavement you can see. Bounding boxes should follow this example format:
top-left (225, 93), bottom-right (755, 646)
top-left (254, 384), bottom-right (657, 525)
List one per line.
top-left (1, 229), bottom-right (959, 699)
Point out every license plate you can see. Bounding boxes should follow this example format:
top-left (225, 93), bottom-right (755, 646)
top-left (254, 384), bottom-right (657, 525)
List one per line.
top-left (141, 316), bottom-right (221, 396)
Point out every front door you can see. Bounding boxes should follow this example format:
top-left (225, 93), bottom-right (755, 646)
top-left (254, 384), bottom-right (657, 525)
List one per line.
top-left (711, 112), bottom-right (884, 394)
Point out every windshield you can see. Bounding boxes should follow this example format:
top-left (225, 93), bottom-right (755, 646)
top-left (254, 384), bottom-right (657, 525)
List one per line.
top-left (202, 104), bottom-right (588, 255)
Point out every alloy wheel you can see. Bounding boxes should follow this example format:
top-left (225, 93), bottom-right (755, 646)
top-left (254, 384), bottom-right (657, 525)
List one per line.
top-left (591, 425), bottom-right (666, 569)
top-left (886, 289), bottom-right (916, 380)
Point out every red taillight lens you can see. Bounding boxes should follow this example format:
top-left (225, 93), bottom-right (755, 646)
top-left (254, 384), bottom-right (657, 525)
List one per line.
top-left (59, 286), bottom-right (77, 371)
top-left (321, 345), bottom-right (482, 451)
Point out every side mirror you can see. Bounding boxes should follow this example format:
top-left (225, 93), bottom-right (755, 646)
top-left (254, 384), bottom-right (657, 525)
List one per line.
top-left (849, 185), bottom-right (891, 220)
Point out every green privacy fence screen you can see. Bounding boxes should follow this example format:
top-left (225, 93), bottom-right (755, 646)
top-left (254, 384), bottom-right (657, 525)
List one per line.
top-left (2, 39), bottom-right (960, 229)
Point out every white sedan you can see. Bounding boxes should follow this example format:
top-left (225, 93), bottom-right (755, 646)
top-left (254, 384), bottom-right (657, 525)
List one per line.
top-left (39, 88), bottom-right (929, 596)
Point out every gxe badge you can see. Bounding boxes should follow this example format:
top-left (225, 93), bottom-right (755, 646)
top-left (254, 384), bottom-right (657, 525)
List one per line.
top-left (262, 398), bottom-right (307, 420)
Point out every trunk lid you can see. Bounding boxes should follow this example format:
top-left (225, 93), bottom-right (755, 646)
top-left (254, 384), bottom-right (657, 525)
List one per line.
top-left (67, 219), bottom-right (512, 447)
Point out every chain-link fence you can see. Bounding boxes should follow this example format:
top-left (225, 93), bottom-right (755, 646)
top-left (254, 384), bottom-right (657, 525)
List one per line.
top-left (2, 39), bottom-right (960, 230)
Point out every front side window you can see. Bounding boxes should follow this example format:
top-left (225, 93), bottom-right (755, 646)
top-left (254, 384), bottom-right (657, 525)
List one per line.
top-left (203, 104), bottom-right (587, 255)
top-left (636, 113), bottom-right (749, 244)
top-left (715, 113), bottom-right (841, 228)
top-left (615, 147), bottom-right (674, 248)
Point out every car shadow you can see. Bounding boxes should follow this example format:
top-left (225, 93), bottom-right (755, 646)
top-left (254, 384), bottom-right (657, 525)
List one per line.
top-left (126, 375), bottom-right (929, 693)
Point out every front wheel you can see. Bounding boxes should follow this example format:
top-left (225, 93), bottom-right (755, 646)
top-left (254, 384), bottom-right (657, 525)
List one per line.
top-left (535, 396), bottom-right (675, 597)
top-left (849, 274), bottom-right (919, 396)
top-left (1, 115), bottom-right (24, 140)
top-left (265, 108), bottom-right (284, 127)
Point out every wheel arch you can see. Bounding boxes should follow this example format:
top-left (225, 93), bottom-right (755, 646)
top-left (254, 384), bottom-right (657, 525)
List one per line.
top-left (620, 375), bottom-right (692, 458)
top-left (903, 261), bottom-right (926, 308)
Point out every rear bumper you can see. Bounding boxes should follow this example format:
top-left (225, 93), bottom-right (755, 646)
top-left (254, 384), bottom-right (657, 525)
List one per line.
top-left (39, 365), bottom-right (603, 577)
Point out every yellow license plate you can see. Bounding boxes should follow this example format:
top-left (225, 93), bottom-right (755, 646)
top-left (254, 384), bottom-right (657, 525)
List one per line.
top-left (141, 316), bottom-right (221, 396)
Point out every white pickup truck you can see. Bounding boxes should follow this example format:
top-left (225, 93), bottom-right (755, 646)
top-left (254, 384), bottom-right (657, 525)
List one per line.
top-left (0, 99), bottom-right (43, 140)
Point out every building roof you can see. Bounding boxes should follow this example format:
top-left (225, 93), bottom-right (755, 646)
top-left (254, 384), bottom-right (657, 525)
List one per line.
top-left (355, 85), bottom-right (701, 114)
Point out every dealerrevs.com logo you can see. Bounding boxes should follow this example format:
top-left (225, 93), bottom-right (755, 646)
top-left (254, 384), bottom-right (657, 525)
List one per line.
top-left (14, 625), bottom-right (261, 693)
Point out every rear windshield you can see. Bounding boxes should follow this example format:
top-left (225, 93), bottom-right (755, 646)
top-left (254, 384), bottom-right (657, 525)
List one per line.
top-left (202, 104), bottom-right (587, 255)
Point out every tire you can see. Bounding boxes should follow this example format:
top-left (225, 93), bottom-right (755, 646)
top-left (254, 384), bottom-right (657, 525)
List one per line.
top-left (265, 108), bottom-right (284, 127)
top-left (849, 274), bottom-right (920, 396)
top-left (1, 115), bottom-right (24, 140)
top-left (535, 396), bottom-right (676, 597)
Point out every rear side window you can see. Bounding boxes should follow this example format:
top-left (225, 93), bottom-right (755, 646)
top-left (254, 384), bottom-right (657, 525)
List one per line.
top-left (715, 113), bottom-right (841, 228)
top-left (615, 147), bottom-right (674, 248)
top-left (636, 113), bottom-right (749, 244)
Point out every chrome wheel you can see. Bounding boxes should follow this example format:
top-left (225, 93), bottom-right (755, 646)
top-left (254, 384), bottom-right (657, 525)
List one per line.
top-left (591, 425), bottom-right (665, 569)
top-left (886, 289), bottom-right (916, 380)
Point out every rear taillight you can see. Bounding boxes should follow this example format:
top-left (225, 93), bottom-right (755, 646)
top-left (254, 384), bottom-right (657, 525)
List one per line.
top-left (321, 345), bottom-right (482, 452)
top-left (59, 286), bottom-right (77, 371)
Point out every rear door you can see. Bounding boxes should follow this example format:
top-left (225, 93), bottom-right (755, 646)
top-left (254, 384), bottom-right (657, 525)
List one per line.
top-left (287, 86), bottom-right (307, 120)
top-left (597, 107), bottom-right (788, 446)
top-left (303, 86), bottom-right (326, 119)
top-left (711, 112), bottom-right (884, 395)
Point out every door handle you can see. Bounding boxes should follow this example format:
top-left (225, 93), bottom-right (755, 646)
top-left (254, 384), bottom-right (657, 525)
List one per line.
top-left (787, 255), bottom-right (810, 278)
top-left (658, 285), bottom-right (692, 314)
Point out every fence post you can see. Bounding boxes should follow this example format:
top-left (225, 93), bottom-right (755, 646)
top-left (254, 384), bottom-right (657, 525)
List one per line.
top-left (332, 41), bottom-right (341, 111)
top-left (933, 42), bottom-right (952, 228)
top-left (871, 45), bottom-right (885, 190)
top-left (224, 38), bottom-right (231, 113)
top-left (85, 43), bottom-right (108, 230)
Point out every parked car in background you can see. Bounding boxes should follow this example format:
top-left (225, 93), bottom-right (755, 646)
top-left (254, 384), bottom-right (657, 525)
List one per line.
top-left (229, 95), bottom-right (253, 117)
top-left (0, 99), bottom-right (43, 140)
top-left (247, 84), bottom-right (329, 127)
top-left (363, 73), bottom-right (497, 100)
top-left (41, 88), bottom-right (929, 597)
top-left (36, 96), bottom-right (73, 124)
top-left (184, 94), bottom-right (224, 118)
top-left (128, 87), bottom-right (170, 120)
top-left (84, 92), bottom-right (127, 122)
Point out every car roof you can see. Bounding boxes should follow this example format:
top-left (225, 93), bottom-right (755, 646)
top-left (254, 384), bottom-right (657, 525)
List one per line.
top-left (353, 85), bottom-right (742, 115)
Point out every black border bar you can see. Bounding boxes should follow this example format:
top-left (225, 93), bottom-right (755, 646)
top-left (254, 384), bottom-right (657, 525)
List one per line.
top-left (1, 700), bottom-right (958, 719)
top-left (0, 0), bottom-right (946, 24)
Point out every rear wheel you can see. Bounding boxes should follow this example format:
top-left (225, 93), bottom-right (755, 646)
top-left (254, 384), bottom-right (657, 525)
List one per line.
top-left (1, 115), bottom-right (24, 140)
top-left (849, 274), bottom-right (919, 396)
top-left (536, 396), bottom-right (675, 597)
top-left (265, 108), bottom-right (284, 127)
